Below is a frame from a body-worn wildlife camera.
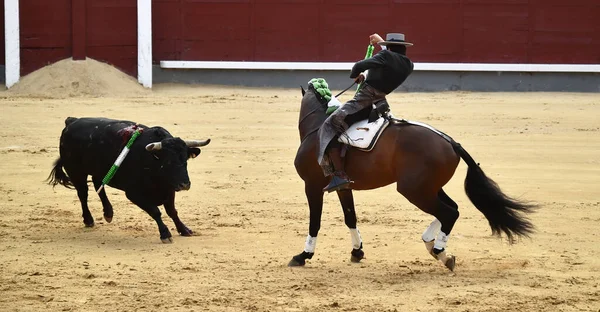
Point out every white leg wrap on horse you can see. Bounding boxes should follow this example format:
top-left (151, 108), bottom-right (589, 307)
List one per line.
top-left (349, 228), bottom-right (362, 250)
top-left (422, 219), bottom-right (442, 242)
top-left (434, 231), bottom-right (449, 250)
top-left (303, 235), bottom-right (317, 253)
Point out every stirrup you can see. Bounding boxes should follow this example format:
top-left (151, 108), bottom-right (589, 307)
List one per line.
top-left (323, 172), bottom-right (353, 193)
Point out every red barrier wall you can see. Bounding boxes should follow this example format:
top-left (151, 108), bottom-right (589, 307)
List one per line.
top-left (153, 0), bottom-right (600, 64)
top-left (19, 0), bottom-right (72, 75)
top-left (3, 1), bottom-right (599, 77)
top-left (9, 0), bottom-right (137, 76)
top-left (85, 0), bottom-right (137, 76)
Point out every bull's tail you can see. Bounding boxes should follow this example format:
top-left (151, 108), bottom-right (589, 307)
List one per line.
top-left (47, 158), bottom-right (73, 189)
top-left (452, 142), bottom-right (537, 243)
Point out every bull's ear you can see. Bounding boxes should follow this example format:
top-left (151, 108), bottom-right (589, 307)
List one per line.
top-left (188, 148), bottom-right (201, 159)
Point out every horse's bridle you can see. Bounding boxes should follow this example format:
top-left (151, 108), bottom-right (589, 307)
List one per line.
top-left (298, 91), bottom-right (328, 143)
top-left (299, 108), bottom-right (323, 143)
top-left (298, 107), bottom-right (320, 126)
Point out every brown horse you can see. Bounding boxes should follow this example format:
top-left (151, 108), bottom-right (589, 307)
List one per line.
top-left (288, 85), bottom-right (536, 271)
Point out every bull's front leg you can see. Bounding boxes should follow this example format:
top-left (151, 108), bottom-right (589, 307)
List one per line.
top-left (92, 176), bottom-right (113, 223)
top-left (126, 191), bottom-right (173, 243)
top-left (163, 191), bottom-right (193, 236)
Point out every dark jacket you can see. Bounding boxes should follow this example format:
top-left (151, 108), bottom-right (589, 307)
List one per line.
top-left (349, 49), bottom-right (414, 94)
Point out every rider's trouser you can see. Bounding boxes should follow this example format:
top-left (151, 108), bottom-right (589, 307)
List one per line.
top-left (317, 83), bottom-right (387, 175)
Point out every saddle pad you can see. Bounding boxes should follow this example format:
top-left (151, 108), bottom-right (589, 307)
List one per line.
top-left (338, 117), bottom-right (389, 151)
top-left (397, 119), bottom-right (454, 143)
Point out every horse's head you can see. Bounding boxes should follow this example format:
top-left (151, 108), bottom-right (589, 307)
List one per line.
top-left (299, 84), bottom-right (328, 117)
top-left (298, 83), bottom-right (330, 141)
top-left (300, 82), bottom-right (332, 111)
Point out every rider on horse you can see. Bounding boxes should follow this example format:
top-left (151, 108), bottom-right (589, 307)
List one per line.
top-left (318, 33), bottom-right (415, 193)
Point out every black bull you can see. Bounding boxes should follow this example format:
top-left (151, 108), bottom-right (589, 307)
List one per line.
top-left (47, 117), bottom-right (210, 243)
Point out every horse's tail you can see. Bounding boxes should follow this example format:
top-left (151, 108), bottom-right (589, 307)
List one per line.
top-left (47, 157), bottom-right (73, 189)
top-left (452, 142), bottom-right (536, 243)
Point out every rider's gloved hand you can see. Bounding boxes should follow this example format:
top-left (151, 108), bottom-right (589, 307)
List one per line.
top-left (354, 73), bottom-right (366, 84)
top-left (369, 33), bottom-right (384, 45)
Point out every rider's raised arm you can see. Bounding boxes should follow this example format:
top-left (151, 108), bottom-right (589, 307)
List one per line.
top-left (349, 52), bottom-right (386, 79)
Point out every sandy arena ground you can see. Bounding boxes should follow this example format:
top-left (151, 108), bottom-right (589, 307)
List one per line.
top-left (0, 83), bottom-right (599, 312)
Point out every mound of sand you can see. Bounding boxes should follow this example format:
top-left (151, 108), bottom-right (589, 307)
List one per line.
top-left (7, 58), bottom-right (149, 98)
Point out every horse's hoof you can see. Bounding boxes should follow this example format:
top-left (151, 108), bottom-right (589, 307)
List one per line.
top-left (178, 228), bottom-right (194, 236)
top-left (104, 216), bottom-right (113, 223)
top-left (84, 223), bottom-right (95, 228)
top-left (161, 237), bottom-right (173, 244)
top-left (435, 250), bottom-right (456, 272)
top-left (350, 248), bottom-right (364, 263)
top-left (424, 240), bottom-right (437, 259)
top-left (444, 255), bottom-right (456, 272)
top-left (288, 256), bottom-right (305, 267)
top-left (289, 251), bottom-right (313, 267)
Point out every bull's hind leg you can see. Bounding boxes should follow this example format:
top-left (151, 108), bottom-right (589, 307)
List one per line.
top-left (69, 175), bottom-right (95, 227)
top-left (163, 191), bottom-right (193, 236)
top-left (337, 189), bottom-right (365, 263)
top-left (92, 176), bottom-right (113, 223)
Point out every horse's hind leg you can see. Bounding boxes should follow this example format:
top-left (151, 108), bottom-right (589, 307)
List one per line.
top-left (438, 189), bottom-right (458, 210)
top-left (400, 186), bottom-right (459, 271)
top-left (337, 189), bottom-right (364, 263)
top-left (289, 183), bottom-right (324, 267)
top-left (422, 218), bottom-right (441, 258)
top-left (422, 190), bottom-right (459, 259)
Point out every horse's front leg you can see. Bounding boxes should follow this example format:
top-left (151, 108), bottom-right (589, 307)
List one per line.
top-left (337, 189), bottom-right (364, 263)
top-left (288, 183), bottom-right (324, 267)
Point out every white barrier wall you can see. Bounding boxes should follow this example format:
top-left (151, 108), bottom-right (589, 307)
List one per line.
top-left (4, 0), bottom-right (20, 89)
top-left (160, 61), bottom-right (600, 73)
top-left (137, 0), bottom-right (152, 88)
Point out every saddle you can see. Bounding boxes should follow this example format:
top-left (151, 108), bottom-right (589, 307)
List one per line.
top-left (337, 100), bottom-right (392, 151)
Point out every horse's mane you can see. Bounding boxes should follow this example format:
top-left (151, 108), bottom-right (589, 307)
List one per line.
top-left (305, 83), bottom-right (332, 106)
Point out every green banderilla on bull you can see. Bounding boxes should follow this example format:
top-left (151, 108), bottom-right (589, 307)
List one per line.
top-left (356, 44), bottom-right (374, 94)
top-left (96, 129), bottom-right (143, 194)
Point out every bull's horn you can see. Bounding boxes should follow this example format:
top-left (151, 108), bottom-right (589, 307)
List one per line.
top-left (185, 138), bottom-right (211, 147)
top-left (145, 142), bottom-right (162, 151)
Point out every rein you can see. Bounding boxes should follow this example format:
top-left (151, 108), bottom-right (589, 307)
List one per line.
top-left (301, 127), bottom-right (320, 143)
top-left (299, 106), bottom-right (322, 143)
top-left (298, 107), bottom-right (320, 126)
top-left (335, 81), bottom-right (357, 98)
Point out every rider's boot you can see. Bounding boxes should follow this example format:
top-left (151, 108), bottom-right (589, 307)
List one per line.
top-left (323, 144), bottom-right (353, 193)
